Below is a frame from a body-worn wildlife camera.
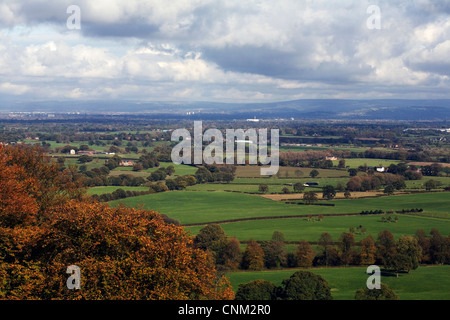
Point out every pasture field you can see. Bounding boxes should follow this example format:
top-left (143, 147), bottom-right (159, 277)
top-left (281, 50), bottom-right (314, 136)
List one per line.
top-left (332, 158), bottom-right (402, 168)
top-left (279, 145), bottom-right (398, 154)
top-left (322, 192), bottom-right (450, 215)
top-left (279, 145), bottom-right (330, 151)
top-left (226, 265), bottom-right (450, 300)
top-left (108, 169), bottom-right (150, 177)
top-left (87, 186), bottom-right (149, 195)
top-left (145, 162), bottom-right (198, 176)
top-left (405, 176), bottom-right (450, 189)
top-left (110, 191), bottom-right (320, 224)
top-left (231, 177), bottom-right (305, 185)
top-left (186, 183), bottom-right (291, 193)
top-left (110, 162), bottom-right (197, 176)
top-left (111, 166), bottom-right (135, 171)
top-left (235, 166), bottom-right (348, 178)
top-left (185, 214), bottom-right (450, 242)
top-left (23, 140), bottom-right (104, 151)
top-left (110, 190), bottom-right (450, 225)
top-left (229, 177), bottom-right (353, 189)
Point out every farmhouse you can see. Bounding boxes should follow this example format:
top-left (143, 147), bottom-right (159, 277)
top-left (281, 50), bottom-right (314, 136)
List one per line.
top-left (120, 160), bottom-right (134, 167)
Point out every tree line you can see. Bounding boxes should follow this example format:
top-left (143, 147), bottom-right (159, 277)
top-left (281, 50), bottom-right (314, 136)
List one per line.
top-left (194, 224), bottom-right (450, 274)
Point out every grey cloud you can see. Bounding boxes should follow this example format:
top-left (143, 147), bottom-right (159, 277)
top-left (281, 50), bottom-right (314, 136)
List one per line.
top-left (201, 45), bottom-right (304, 79)
top-left (202, 44), bottom-right (373, 84)
top-left (0, 0), bottom-right (69, 27)
top-left (405, 60), bottom-right (450, 77)
top-left (81, 21), bottom-right (160, 39)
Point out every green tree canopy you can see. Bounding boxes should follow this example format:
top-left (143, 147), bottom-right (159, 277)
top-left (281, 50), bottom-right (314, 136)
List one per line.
top-left (309, 169), bottom-right (319, 178)
top-left (392, 235), bottom-right (422, 275)
top-left (258, 184), bottom-right (269, 193)
top-left (261, 240), bottom-right (287, 269)
top-left (194, 224), bottom-right (228, 264)
top-left (293, 182), bottom-right (305, 193)
top-left (355, 283), bottom-right (399, 300)
top-left (235, 280), bottom-right (276, 300)
top-left (276, 271), bottom-right (332, 300)
top-left (322, 185), bottom-right (336, 200)
top-left (303, 191), bottom-right (318, 204)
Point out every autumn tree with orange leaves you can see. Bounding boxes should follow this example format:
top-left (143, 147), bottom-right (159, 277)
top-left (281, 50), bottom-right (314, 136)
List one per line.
top-left (0, 144), bottom-right (234, 300)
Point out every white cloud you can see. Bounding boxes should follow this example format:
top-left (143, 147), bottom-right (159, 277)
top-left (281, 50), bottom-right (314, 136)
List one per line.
top-left (0, 82), bottom-right (30, 95)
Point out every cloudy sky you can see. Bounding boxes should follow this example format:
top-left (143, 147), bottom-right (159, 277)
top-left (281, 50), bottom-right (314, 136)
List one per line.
top-left (0, 0), bottom-right (449, 103)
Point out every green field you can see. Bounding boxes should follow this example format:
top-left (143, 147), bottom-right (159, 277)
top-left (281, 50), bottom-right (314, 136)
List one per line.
top-left (110, 191), bottom-right (450, 225)
top-left (186, 183), bottom-right (302, 193)
top-left (406, 176), bottom-right (450, 189)
top-left (111, 191), bottom-right (311, 224)
top-left (146, 162), bottom-right (198, 176)
top-left (279, 145), bottom-right (330, 152)
top-left (111, 162), bottom-right (197, 176)
top-left (279, 145), bottom-right (387, 153)
top-left (63, 157), bottom-right (108, 171)
top-left (226, 265), bottom-right (450, 300)
top-left (230, 176), bottom-right (349, 186)
top-left (235, 166), bottom-right (348, 178)
top-left (332, 158), bottom-right (402, 168)
top-left (87, 186), bottom-right (150, 195)
top-left (225, 179), bottom-right (355, 192)
top-left (108, 169), bottom-right (150, 177)
top-left (186, 214), bottom-right (450, 242)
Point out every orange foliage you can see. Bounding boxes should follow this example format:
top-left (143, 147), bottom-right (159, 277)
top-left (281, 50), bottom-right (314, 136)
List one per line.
top-left (0, 145), bottom-right (234, 300)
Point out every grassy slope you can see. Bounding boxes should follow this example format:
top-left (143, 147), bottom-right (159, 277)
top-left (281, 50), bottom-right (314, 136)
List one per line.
top-left (110, 191), bottom-right (450, 225)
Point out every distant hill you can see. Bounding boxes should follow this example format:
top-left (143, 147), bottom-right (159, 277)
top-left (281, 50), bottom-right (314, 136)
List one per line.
top-left (1, 99), bottom-right (449, 121)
